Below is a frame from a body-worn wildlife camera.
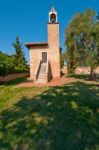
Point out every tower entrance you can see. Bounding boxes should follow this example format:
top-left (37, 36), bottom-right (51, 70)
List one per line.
top-left (42, 52), bottom-right (47, 63)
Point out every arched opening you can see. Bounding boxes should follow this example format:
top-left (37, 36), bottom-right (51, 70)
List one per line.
top-left (50, 13), bottom-right (56, 23)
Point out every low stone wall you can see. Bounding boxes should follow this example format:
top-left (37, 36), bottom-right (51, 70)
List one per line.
top-left (62, 67), bottom-right (99, 75)
top-left (75, 67), bottom-right (99, 74)
top-left (0, 73), bottom-right (29, 83)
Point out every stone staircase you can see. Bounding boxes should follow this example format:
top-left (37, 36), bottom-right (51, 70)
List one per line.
top-left (36, 63), bottom-right (47, 84)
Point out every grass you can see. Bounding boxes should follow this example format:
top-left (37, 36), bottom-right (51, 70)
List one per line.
top-left (66, 74), bottom-right (89, 80)
top-left (0, 78), bottom-right (99, 150)
top-left (67, 74), bottom-right (99, 81)
top-left (2, 77), bottom-right (29, 86)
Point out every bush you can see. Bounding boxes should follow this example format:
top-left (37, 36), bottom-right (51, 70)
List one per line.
top-left (0, 52), bottom-right (15, 76)
top-left (14, 65), bottom-right (29, 73)
top-left (0, 51), bottom-right (29, 76)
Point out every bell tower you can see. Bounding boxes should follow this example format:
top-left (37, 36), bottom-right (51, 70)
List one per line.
top-left (49, 6), bottom-right (58, 23)
top-left (48, 6), bottom-right (59, 47)
top-left (48, 6), bottom-right (60, 78)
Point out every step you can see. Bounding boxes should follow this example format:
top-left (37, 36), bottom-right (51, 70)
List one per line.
top-left (36, 62), bottom-right (48, 84)
top-left (36, 78), bottom-right (47, 84)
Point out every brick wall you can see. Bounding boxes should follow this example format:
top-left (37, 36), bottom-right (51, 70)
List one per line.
top-left (0, 73), bottom-right (29, 83)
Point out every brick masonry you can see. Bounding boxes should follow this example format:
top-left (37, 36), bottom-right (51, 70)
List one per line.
top-left (28, 23), bottom-right (60, 81)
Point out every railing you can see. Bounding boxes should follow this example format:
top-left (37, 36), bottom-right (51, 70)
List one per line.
top-left (34, 60), bottom-right (42, 81)
top-left (45, 60), bottom-right (50, 82)
top-left (46, 60), bottom-right (49, 74)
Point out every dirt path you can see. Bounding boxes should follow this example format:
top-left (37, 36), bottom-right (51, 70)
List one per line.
top-left (16, 75), bottom-right (99, 88)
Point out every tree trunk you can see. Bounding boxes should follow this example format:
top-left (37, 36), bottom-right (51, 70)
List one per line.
top-left (89, 67), bottom-right (95, 80)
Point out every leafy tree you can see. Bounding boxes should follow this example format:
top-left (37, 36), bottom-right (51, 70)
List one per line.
top-left (60, 48), bottom-right (65, 69)
top-left (0, 51), bottom-right (15, 75)
top-left (0, 37), bottom-right (28, 76)
top-left (65, 9), bottom-right (99, 79)
top-left (83, 21), bottom-right (99, 79)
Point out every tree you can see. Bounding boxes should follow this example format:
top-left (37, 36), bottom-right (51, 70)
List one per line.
top-left (0, 37), bottom-right (28, 76)
top-left (84, 22), bottom-right (99, 79)
top-left (60, 49), bottom-right (67, 69)
top-left (0, 51), bottom-right (15, 76)
top-left (13, 36), bottom-right (27, 71)
top-left (65, 9), bottom-right (99, 79)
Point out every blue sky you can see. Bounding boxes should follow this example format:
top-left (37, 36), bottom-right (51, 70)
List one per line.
top-left (0, 0), bottom-right (98, 62)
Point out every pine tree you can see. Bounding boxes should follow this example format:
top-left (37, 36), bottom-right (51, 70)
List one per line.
top-left (13, 36), bottom-right (27, 71)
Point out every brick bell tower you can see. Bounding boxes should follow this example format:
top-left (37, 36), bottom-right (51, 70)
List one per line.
top-left (48, 6), bottom-right (60, 78)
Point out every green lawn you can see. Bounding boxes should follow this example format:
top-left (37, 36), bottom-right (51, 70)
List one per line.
top-left (0, 79), bottom-right (99, 150)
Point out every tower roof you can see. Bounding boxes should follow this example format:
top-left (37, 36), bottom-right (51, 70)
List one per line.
top-left (50, 6), bottom-right (56, 12)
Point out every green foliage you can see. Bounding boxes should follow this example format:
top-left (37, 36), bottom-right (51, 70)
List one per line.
top-left (60, 51), bottom-right (67, 69)
top-left (0, 51), bottom-right (15, 75)
top-left (67, 74), bottom-right (89, 80)
top-left (65, 9), bottom-right (99, 77)
top-left (0, 37), bottom-right (29, 76)
top-left (13, 36), bottom-right (27, 70)
top-left (60, 53), bottom-right (64, 68)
